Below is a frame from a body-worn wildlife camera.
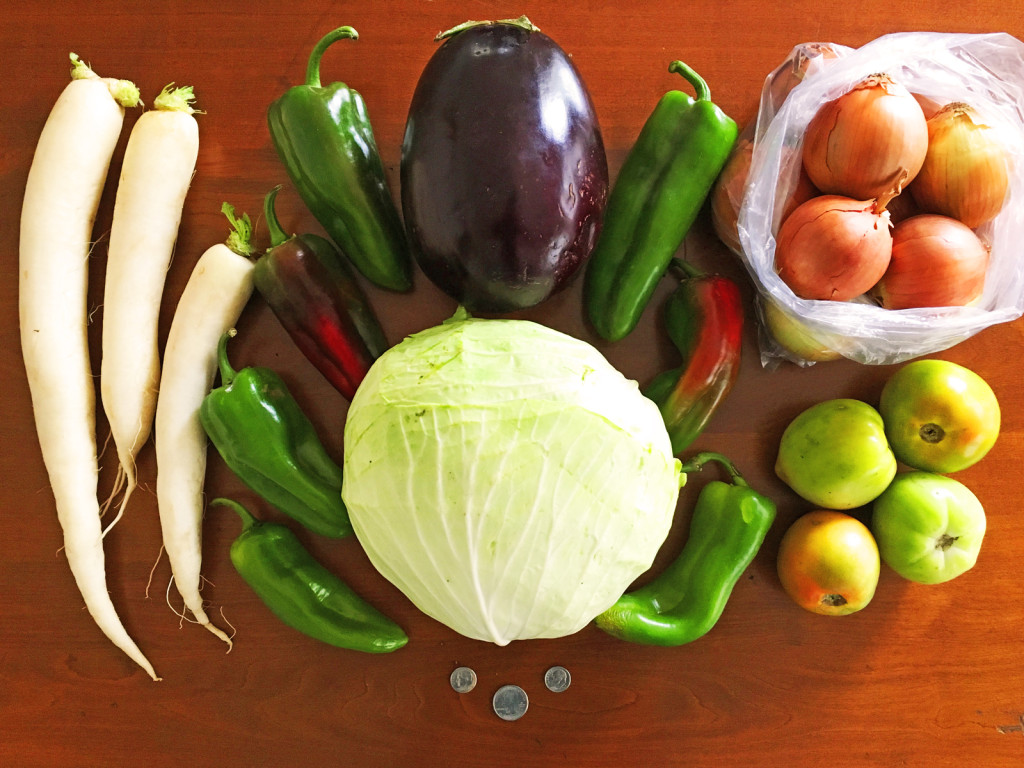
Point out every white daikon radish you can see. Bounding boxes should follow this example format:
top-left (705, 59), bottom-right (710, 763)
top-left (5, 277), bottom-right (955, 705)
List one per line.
top-left (19, 54), bottom-right (159, 680)
top-left (100, 84), bottom-right (200, 527)
top-left (154, 205), bottom-right (256, 647)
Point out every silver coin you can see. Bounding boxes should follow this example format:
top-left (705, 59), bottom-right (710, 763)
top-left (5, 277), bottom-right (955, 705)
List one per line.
top-left (492, 684), bottom-right (529, 721)
top-left (544, 665), bottom-right (571, 693)
top-left (449, 666), bottom-right (477, 693)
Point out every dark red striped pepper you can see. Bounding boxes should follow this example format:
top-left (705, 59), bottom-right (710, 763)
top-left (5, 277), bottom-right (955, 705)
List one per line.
top-left (643, 259), bottom-right (744, 455)
top-left (254, 186), bottom-right (389, 400)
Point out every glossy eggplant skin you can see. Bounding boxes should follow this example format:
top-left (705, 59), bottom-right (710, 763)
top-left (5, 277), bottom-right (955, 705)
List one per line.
top-left (401, 21), bottom-right (609, 313)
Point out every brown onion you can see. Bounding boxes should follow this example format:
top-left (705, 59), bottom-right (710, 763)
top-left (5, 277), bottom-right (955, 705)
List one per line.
top-left (802, 74), bottom-right (928, 200)
top-left (910, 102), bottom-right (1011, 228)
top-left (872, 214), bottom-right (989, 310)
top-left (710, 137), bottom-right (754, 255)
top-left (709, 45), bottom-right (844, 256)
top-left (775, 193), bottom-right (894, 301)
top-left (711, 138), bottom-right (818, 256)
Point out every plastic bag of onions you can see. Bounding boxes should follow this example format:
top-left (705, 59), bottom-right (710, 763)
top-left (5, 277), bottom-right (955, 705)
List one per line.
top-left (734, 32), bottom-right (1024, 366)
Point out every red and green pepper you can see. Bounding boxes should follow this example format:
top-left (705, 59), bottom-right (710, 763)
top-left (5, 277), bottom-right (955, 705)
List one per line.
top-left (255, 186), bottom-right (388, 400)
top-left (644, 259), bottom-right (744, 455)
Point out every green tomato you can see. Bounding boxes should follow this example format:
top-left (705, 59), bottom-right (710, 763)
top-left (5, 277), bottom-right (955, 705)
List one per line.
top-left (762, 299), bottom-right (843, 363)
top-left (871, 471), bottom-right (986, 584)
top-left (776, 399), bottom-right (897, 509)
top-left (879, 359), bottom-right (1000, 473)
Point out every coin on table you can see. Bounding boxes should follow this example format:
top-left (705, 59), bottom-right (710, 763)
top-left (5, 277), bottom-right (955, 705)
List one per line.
top-left (449, 666), bottom-right (477, 693)
top-left (544, 665), bottom-right (571, 693)
top-left (492, 684), bottom-right (529, 721)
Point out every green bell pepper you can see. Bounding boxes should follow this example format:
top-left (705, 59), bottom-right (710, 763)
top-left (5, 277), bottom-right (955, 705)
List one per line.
top-left (214, 498), bottom-right (407, 653)
top-left (199, 331), bottom-right (352, 539)
top-left (267, 26), bottom-right (412, 292)
top-left (595, 452), bottom-right (775, 646)
top-left (584, 60), bottom-right (738, 342)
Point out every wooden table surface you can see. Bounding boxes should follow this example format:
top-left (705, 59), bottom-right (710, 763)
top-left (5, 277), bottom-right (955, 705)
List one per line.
top-left (3, 1), bottom-right (1023, 766)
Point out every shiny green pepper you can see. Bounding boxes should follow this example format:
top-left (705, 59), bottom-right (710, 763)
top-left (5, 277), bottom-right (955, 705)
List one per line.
top-left (214, 498), bottom-right (407, 653)
top-left (267, 26), bottom-right (412, 292)
top-left (595, 452), bottom-right (775, 646)
top-left (584, 60), bottom-right (738, 341)
top-left (199, 331), bottom-right (351, 538)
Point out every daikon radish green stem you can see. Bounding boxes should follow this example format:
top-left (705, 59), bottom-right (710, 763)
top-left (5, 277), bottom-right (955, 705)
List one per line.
top-left (154, 204), bottom-right (256, 647)
top-left (19, 54), bottom-right (158, 680)
top-left (100, 83), bottom-right (200, 532)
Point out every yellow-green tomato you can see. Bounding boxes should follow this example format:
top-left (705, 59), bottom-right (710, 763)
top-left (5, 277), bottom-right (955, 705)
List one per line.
top-left (776, 510), bottom-right (880, 616)
top-left (775, 399), bottom-right (897, 509)
top-left (879, 359), bottom-right (1000, 473)
top-left (872, 471), bottom-right (986, 584)
top-left (761, 299), bottom-right (843, 363)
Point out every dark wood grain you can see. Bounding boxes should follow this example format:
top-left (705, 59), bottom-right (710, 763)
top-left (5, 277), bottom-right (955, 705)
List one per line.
top-left (3, 2), bottom-right (1023, 766)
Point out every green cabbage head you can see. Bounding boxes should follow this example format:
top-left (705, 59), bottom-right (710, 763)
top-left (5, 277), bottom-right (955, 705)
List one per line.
top-left (342, 311), bottom-right (683, 645)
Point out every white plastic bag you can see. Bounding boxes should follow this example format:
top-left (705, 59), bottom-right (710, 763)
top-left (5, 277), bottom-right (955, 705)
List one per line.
top-left (736, 32), bottom-right (1024, 366)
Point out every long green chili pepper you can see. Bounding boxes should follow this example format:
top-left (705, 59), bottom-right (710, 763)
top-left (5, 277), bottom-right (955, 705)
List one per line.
top-left (584, 60), bottom-right (738, 341)
top-left (644, 259), bottom-right (744, 455)
top-left (595, 452), bottom-right (775, 646)
top-left (267, 26), bottom-right (412, 292)
top-left (214, 498), bottom-right (408, 653)
top-left (200, 332), bottom-right (352, 538)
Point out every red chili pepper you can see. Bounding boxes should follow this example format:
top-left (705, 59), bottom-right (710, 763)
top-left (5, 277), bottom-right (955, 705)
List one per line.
top-left (644, 259), bottom-right (744, 454)
top-left (254, 187), bottom-right (389, 399)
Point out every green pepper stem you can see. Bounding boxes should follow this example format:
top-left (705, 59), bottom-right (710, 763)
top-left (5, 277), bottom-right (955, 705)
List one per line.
top-left (668, 60), bottom-right (711, 102)
top-left (679, 451), bottom-right (749, 487)
top-left (305, 26), bottom-right (358, 88)
top-left (210, 497), bottom-right (259, 531)
top-left (669, 258), bottom-right (705, 281)
top-left (263, 185), bottom-right (289, 248)
top-left (215, 329), bottom-right (239, 386)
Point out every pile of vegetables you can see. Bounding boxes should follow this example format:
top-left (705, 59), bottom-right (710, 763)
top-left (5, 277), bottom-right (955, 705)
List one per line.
top-left (19, 21), bottom-right (1013, 681)
top-left (773, 358), bottom-right (999, 615)
top-left (774, 72), bottom-right (1009, 310)
top-left (707, 35), bottom-right (1024, 368)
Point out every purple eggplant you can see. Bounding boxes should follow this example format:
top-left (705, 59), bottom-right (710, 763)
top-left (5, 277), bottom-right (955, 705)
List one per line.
top-left (400, 16), bottom-right (609, 313)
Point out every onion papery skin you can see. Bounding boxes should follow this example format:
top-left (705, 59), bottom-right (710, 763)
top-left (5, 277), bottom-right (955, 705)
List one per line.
top-left (873, 214), bottom-right (990, 310)
top-left (775, 194), bottom-right (893, 301)
top-left (767, 42), bottom-right (844, 114)
top-left (910, 103), bottom-right (1011, 229)
top-left (802, 74), bottom-right (928, 201)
